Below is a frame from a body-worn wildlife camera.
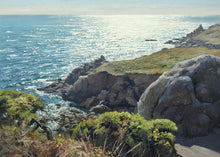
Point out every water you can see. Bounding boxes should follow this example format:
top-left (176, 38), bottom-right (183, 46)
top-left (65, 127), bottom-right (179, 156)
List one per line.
top-left (0, 15), bottom-right (220, 106)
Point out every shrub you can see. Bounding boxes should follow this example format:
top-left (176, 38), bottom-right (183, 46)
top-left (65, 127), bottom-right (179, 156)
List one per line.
top-left (72, 111), bottom-right (178, 157)
top-left (0, 89), bottom-right (44, 126)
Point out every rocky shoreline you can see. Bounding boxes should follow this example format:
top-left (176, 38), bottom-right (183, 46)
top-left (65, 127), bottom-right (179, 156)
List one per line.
top-left (165, 24), bottom-right (220, 49)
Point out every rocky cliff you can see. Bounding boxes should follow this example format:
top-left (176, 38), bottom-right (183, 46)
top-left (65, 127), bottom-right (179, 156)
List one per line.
top-left (38, 56), bottom-right (160, 113)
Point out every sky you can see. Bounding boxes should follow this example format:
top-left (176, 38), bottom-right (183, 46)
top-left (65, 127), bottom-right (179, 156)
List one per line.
top-left (0, 0), bottom-right (219, 15)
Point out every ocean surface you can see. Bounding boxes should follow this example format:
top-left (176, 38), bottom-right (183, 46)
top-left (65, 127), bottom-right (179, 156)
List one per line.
top-left (0, 15), bottom-right (220, 110)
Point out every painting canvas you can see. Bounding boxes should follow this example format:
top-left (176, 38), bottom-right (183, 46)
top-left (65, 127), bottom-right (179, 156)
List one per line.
top-left (0, 1), bottom-right (220, 156)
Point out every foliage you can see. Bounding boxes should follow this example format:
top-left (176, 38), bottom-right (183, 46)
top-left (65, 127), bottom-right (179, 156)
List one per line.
top-left (0, 89), bottom-right (44, 126)
top-left (72, 111), bottom-right (178, 157)
top-left (95, 47), bottom-right (220, 75)
top-left (0, 125), bottom-right (109, 157)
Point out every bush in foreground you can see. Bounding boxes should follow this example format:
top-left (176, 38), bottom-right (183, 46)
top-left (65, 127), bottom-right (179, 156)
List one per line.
top-left (0, 89), bottom-right (44, 126)
top-left (73, 111), bottom-right (178, 157)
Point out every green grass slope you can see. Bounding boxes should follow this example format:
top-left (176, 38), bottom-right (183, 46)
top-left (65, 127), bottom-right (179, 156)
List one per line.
top-left (96, 47), bottom-right (220, 75)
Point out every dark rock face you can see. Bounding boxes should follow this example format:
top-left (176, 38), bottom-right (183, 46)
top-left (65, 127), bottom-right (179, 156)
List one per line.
top-left (39, 56), bottom-right (160, 113)
top-left (165, 24), bottom-right (220, 49)
top-left (138, 55), bottom-right (220, 137)
top-left (68, 73), bottom-right (159, 112)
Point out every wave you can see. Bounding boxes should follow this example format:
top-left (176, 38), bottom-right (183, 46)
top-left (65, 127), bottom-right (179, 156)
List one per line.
top-left (5, 31), bottom-right (13, 34)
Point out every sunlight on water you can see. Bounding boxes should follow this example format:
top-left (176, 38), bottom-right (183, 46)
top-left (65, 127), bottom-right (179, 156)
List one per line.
top-left (0, 15), bottom-right (219, 106)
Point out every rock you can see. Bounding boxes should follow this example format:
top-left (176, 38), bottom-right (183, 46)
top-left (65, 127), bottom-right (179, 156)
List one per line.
top-left (56, 108), bottom-right (98, 134)
top-left (78, 96), bottom-right (100, 109)
top-left (97, 90), bottom-right (109, 100)
top-left (162, 48), bottom-right (168, 51)
top-left (138, 55), bottom-right (220, 137)
top-left (145, 39), bottom-right (157, 41)
top-left (64, 117), bottom-right (70, 123)
top-left (164, 40), bottom-right (175, 44)
top-left (90, 103), bottom-right (111, 114)
top-left (66, 71), bottom-right (117, 103)
top-left (186, 24), bottom-right (204, 38)
top-left (65, 55), bottom-right (107, 85)
top-left (56, 104), bottom-right (62, 109)
top-left (38, 55), bottom-right (108, 96)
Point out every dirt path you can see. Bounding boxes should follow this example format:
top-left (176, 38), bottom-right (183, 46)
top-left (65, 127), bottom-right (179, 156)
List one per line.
top-left (175, 127), bottom-right (220, 157)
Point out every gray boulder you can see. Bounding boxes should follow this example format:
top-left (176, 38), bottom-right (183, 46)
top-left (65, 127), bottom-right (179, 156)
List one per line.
top-left (138, 55), bottom-right (220, 137)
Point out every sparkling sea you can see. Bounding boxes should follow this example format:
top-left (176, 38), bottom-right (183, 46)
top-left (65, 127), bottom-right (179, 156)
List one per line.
top-left (0, 15), bottom-right (220, 106)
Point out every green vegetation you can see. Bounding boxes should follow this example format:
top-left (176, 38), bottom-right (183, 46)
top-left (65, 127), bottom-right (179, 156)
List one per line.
top-left (73, 112), bottom-right (178, 157)
top-left (95, 47), bottom-right (220, 75)
top-left (0, 90), bottom-right (109, 157)
top-left (194, 25), bottom-right (220, 45)
top-left (0, 89), bottom-right (44, 126)
top-left (0, 94), bottom-right (178, 157)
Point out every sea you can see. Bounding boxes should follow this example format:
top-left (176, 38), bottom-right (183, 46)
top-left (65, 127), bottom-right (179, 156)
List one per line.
top-left (0, 15), bottom-right (219, 128)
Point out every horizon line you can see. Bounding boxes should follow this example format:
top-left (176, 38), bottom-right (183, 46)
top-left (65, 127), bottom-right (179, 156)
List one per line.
top-left (0, 13), bottom-right (220, 16)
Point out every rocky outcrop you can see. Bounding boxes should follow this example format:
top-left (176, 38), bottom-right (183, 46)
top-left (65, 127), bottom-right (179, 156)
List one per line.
top-left (138, 55), bottom-right (220, 137)
top-left (38, 55), bottom-right (108, 97)
top-left (39, 56), bottom-right (160, 113)
top-left (165, 24), bottom-right (220, 49)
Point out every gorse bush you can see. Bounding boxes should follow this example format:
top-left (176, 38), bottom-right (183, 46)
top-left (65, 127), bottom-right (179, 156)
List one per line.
top-left (0, 89), bottom-right (44, 126)
top-left (72, 111), bottom-right (178, 157)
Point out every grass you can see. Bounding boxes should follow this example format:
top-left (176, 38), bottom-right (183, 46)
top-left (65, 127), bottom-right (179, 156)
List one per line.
top-left (95, 47), bottom-right (220, 75)
top-left (193, 25), bottom-right (220, 45)
top-left (0, 125), bottom-right (109, 157)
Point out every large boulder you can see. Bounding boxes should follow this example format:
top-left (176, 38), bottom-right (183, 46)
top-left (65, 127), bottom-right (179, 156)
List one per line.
top-left (138, 55), bottom-right (220, 137)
